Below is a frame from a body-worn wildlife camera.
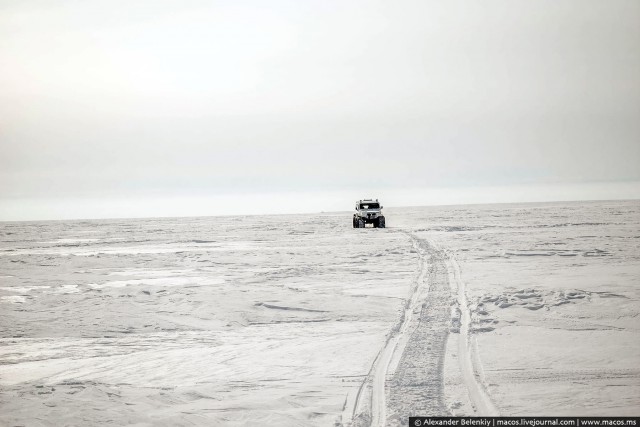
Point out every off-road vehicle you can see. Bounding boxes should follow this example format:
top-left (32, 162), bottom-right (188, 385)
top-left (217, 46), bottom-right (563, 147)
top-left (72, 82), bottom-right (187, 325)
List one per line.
top-left (353, 199), bottom-right (386, 228)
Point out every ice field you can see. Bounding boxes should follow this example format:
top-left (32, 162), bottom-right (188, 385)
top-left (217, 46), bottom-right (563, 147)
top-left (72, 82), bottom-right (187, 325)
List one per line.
top-left (1, 200), bottom-right (638, 426)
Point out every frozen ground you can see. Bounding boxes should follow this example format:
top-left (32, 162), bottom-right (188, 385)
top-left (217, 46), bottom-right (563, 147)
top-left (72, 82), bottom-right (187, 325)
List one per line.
top-left (1, 200), bottom-right (639, 425)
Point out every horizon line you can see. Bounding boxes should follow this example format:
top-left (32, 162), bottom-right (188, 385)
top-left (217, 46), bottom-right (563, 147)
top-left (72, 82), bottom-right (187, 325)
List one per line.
top-left (0, 182), bottom-right (640, 223)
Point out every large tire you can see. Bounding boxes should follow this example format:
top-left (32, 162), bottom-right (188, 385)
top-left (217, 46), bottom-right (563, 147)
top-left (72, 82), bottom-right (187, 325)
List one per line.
top-left (353, 216), bottom-right (357, 228)
top-left (358, 218), bottom-right (365, 228)
top-left (378, 216), bottom-right (385, 228)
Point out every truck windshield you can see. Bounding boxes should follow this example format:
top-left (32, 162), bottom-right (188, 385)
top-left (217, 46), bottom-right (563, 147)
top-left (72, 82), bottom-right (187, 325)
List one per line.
top-left (360, 203), bottom-right (380, 209)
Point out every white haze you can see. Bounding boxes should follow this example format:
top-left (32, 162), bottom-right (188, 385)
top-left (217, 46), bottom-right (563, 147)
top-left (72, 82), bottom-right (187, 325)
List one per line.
top-left (1, 0), bottom-right (639, 220)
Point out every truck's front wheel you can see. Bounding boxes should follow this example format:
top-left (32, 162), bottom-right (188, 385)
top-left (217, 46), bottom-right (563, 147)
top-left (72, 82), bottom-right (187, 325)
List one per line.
top-left (358, 218), bottom-right (365, 228)
top-left (377, 216), bottom-right (385, 228)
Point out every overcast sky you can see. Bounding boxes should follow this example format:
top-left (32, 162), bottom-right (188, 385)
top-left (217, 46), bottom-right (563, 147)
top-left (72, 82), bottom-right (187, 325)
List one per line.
top-left (1, 0), bottom-right (639, 219)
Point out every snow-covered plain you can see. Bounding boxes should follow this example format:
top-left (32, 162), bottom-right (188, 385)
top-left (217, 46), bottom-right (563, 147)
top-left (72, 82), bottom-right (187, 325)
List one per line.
top-left (1, 200), bottom-right (638, 425)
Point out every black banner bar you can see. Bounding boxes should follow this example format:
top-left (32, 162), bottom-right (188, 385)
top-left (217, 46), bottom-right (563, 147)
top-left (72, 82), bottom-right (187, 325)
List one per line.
top-left (408, 417), bottom-right (640, 427)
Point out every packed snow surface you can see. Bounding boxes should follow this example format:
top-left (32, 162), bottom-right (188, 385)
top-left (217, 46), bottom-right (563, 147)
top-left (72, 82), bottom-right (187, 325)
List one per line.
top-left (1, 200), bottom-right (638, 425)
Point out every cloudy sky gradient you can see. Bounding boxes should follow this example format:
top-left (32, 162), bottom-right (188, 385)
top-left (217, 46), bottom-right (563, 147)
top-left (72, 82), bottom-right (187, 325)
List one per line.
top-left (1, 0), bottom-right (639, 219)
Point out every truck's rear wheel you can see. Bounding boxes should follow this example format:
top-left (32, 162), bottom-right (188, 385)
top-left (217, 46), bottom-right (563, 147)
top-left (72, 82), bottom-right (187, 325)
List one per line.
top-left (358, 219), bottom-right (365, 228)
top-left (353, 217), bottom-right (357, 228)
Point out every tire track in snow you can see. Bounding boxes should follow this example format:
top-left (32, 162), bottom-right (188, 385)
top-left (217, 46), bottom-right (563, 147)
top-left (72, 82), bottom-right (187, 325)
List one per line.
top-left (385, 235), bottom-right (452, 424)
top-left (446, 254), bottom-right (500, 416)
top-left (370, 234), bottom-right (431, 427)
top-left (346, 233), bottom-right (498, 426)
top-left (348, 232), bottom-right (429, 427)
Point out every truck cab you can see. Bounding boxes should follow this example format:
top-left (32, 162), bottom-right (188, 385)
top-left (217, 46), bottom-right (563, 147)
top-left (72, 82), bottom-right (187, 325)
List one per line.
top-left (353, 199), bottom-right (386, 228)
